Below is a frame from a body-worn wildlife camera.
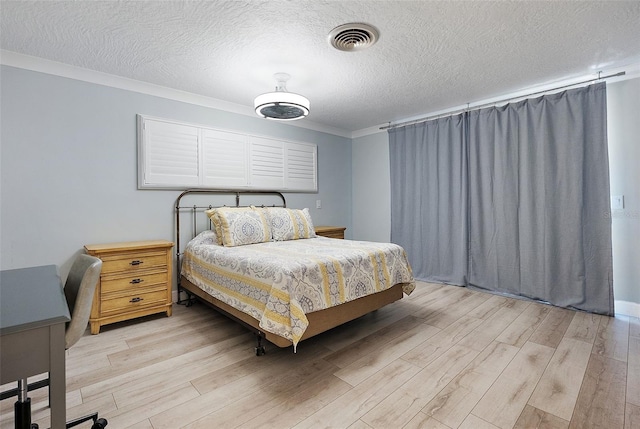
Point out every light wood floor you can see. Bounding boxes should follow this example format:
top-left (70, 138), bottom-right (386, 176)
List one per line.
top-left (2, 281), bottom-right (639, 429)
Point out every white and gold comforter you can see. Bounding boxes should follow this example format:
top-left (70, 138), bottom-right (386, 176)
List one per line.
top-left (181, 231), bottom-right (415, 348)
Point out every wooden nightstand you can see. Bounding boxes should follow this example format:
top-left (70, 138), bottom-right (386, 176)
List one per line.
top-left (84, 240), bottom-right (174, 334)
top-left (315, 226), bottom-right (346, 239)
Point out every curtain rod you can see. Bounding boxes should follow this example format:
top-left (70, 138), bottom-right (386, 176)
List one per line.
top-left (380, 71), bottom-right (626, 131)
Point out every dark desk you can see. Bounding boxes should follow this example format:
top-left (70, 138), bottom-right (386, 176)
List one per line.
top-left (1, 265), bottom-right (71, 429)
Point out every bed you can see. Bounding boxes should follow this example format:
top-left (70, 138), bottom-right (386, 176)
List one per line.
top-left (175, 190), bottom-right (414, 353)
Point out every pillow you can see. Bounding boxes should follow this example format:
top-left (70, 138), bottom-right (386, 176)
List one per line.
top-left (207, 207), bottom-right (271, 247)
top-left (205, 208), bottom-right (224, 246)
top-left (263, 207), bottom-right (316, 241)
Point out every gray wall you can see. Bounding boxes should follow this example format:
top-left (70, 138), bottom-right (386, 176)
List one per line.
top-left (352, 131), bottom-right (391, 242)
top-left (607, 77), bottom-right (640, 310)
top-left (351, 77), bottom-right (640, 312)
top-left (0, 65), bottom-right (352, 283)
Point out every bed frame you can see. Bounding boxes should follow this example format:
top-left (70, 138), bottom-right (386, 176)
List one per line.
top-left (175, 189), bottom-right (407, 353)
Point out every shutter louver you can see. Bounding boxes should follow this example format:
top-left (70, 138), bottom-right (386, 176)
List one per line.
top-left (285, 143), bottom-right (317, 191)
top-left (202, 130), bottom-right (248, 187)
top-left (142, 119), bottom-right (199, 187)
top-left (249, 137), bottom-right (285, 189)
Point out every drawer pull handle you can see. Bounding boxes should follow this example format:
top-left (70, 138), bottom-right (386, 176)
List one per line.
top-left (130, 260), bottom-right (144, 266)
top-left (130, 278), bottom-right (144, 284)
top-left (130, 297), bottom-right (143, 303)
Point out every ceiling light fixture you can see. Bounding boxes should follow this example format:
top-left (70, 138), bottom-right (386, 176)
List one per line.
top-left (254, 73), bottom-right (310, 121)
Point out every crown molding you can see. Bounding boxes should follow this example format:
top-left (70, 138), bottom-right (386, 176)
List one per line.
top-left (0, 50), bottom-right (352, 139)
top-left (351, 125), bottom-right (387, 139)
top-left (5, 50), bottom-right (637, 141)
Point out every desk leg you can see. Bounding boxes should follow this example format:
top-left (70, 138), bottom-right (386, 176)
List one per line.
top-left (49, 324), bottom-right (66, 429)
top-left (14, 380), bottom-right (33, 429)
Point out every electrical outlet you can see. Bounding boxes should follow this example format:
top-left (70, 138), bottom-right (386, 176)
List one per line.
top-left (316, 199), bottom-right (322, 209)
top-left (611, 195), bottom-right (624, 210)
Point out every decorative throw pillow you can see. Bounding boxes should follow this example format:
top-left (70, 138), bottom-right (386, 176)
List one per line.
top-left (209, 207), bottom-right (271, 247)
top-left (204, 208), bottom-right (224, 246)
top-left (264, 207), bottom-right (316, 241)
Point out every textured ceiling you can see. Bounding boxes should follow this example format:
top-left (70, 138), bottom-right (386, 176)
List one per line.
top-left (2, 1), bottom-right (640, 134)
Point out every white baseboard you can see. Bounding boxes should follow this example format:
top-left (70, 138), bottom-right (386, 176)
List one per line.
top-left (615, 300), bottom-right (640, 318)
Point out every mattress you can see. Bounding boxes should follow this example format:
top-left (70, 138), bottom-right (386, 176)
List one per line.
top-left (181, 230), bottom-right (415, 348)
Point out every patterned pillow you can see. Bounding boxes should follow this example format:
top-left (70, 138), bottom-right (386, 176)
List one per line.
top-left (204, 208), bottom-right (224, 246)
top-left (264, 207), bottom-right (316, 241)
top-left (209, 207), bottom-right (271, 247)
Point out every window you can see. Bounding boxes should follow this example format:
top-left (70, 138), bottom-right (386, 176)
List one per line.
top-left (137, 115), bottom-right (317, 191)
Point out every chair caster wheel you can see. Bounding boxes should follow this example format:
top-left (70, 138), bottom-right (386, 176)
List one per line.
top-left (91, 418), bottom-right (108, 429)
top-left (255, 346), bottom-right (266, 356)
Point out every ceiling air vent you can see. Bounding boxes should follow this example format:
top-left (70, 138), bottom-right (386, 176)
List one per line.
top-left (328, 23), bottom-right (379, 52)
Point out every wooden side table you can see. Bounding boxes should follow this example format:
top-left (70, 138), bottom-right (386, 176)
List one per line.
top-left (315, 226), bottom-right (346, 239)
top-left (84, 240), bottom-right (173, 334)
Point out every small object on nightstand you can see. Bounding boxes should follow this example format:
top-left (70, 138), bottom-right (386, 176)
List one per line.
top-left (315, 226), bottom-right (346, 239)
top-left (84, 240), bottom-right (174, 334)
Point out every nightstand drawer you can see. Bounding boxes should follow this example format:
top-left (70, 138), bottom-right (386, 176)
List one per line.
top-left (101, 251), bottom-right (168, 274)
top-left (101, 289), bottom-right (168, 315)
top-left (101, 271), bottom-right (168, 294)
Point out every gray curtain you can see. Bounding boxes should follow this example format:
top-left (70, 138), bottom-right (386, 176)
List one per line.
top-left (468, 83), bottom-right (613, 315)
top-left (389, 82), bottom-right (613, 315)
top-left (389, 115), bottom-right (468, 285)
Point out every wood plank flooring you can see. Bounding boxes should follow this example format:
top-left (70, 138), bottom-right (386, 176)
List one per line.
top-left (1, 281), bottom-right (638, 429)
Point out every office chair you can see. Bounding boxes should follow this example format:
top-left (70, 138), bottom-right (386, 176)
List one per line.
top-left (2, 254), bottom-right (108, 429)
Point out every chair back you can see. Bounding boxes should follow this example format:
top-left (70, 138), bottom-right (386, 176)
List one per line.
top-left (64, 254), bottom-right (102, 349)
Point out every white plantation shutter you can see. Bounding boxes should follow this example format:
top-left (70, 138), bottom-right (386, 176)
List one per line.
top-left (140, 118), bottom-right (199, 187)
top-left (202, 129), bottom-right (248, 187)
top-left (137, 115), bottom-right (317, 191)
top-left (249, 137), bottom-right (285, 189)
top-left (285, 142), bottom-right (317, 191)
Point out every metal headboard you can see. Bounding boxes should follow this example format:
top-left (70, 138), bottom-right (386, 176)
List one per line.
top-left (174, 189), bottom-right (286, 302)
